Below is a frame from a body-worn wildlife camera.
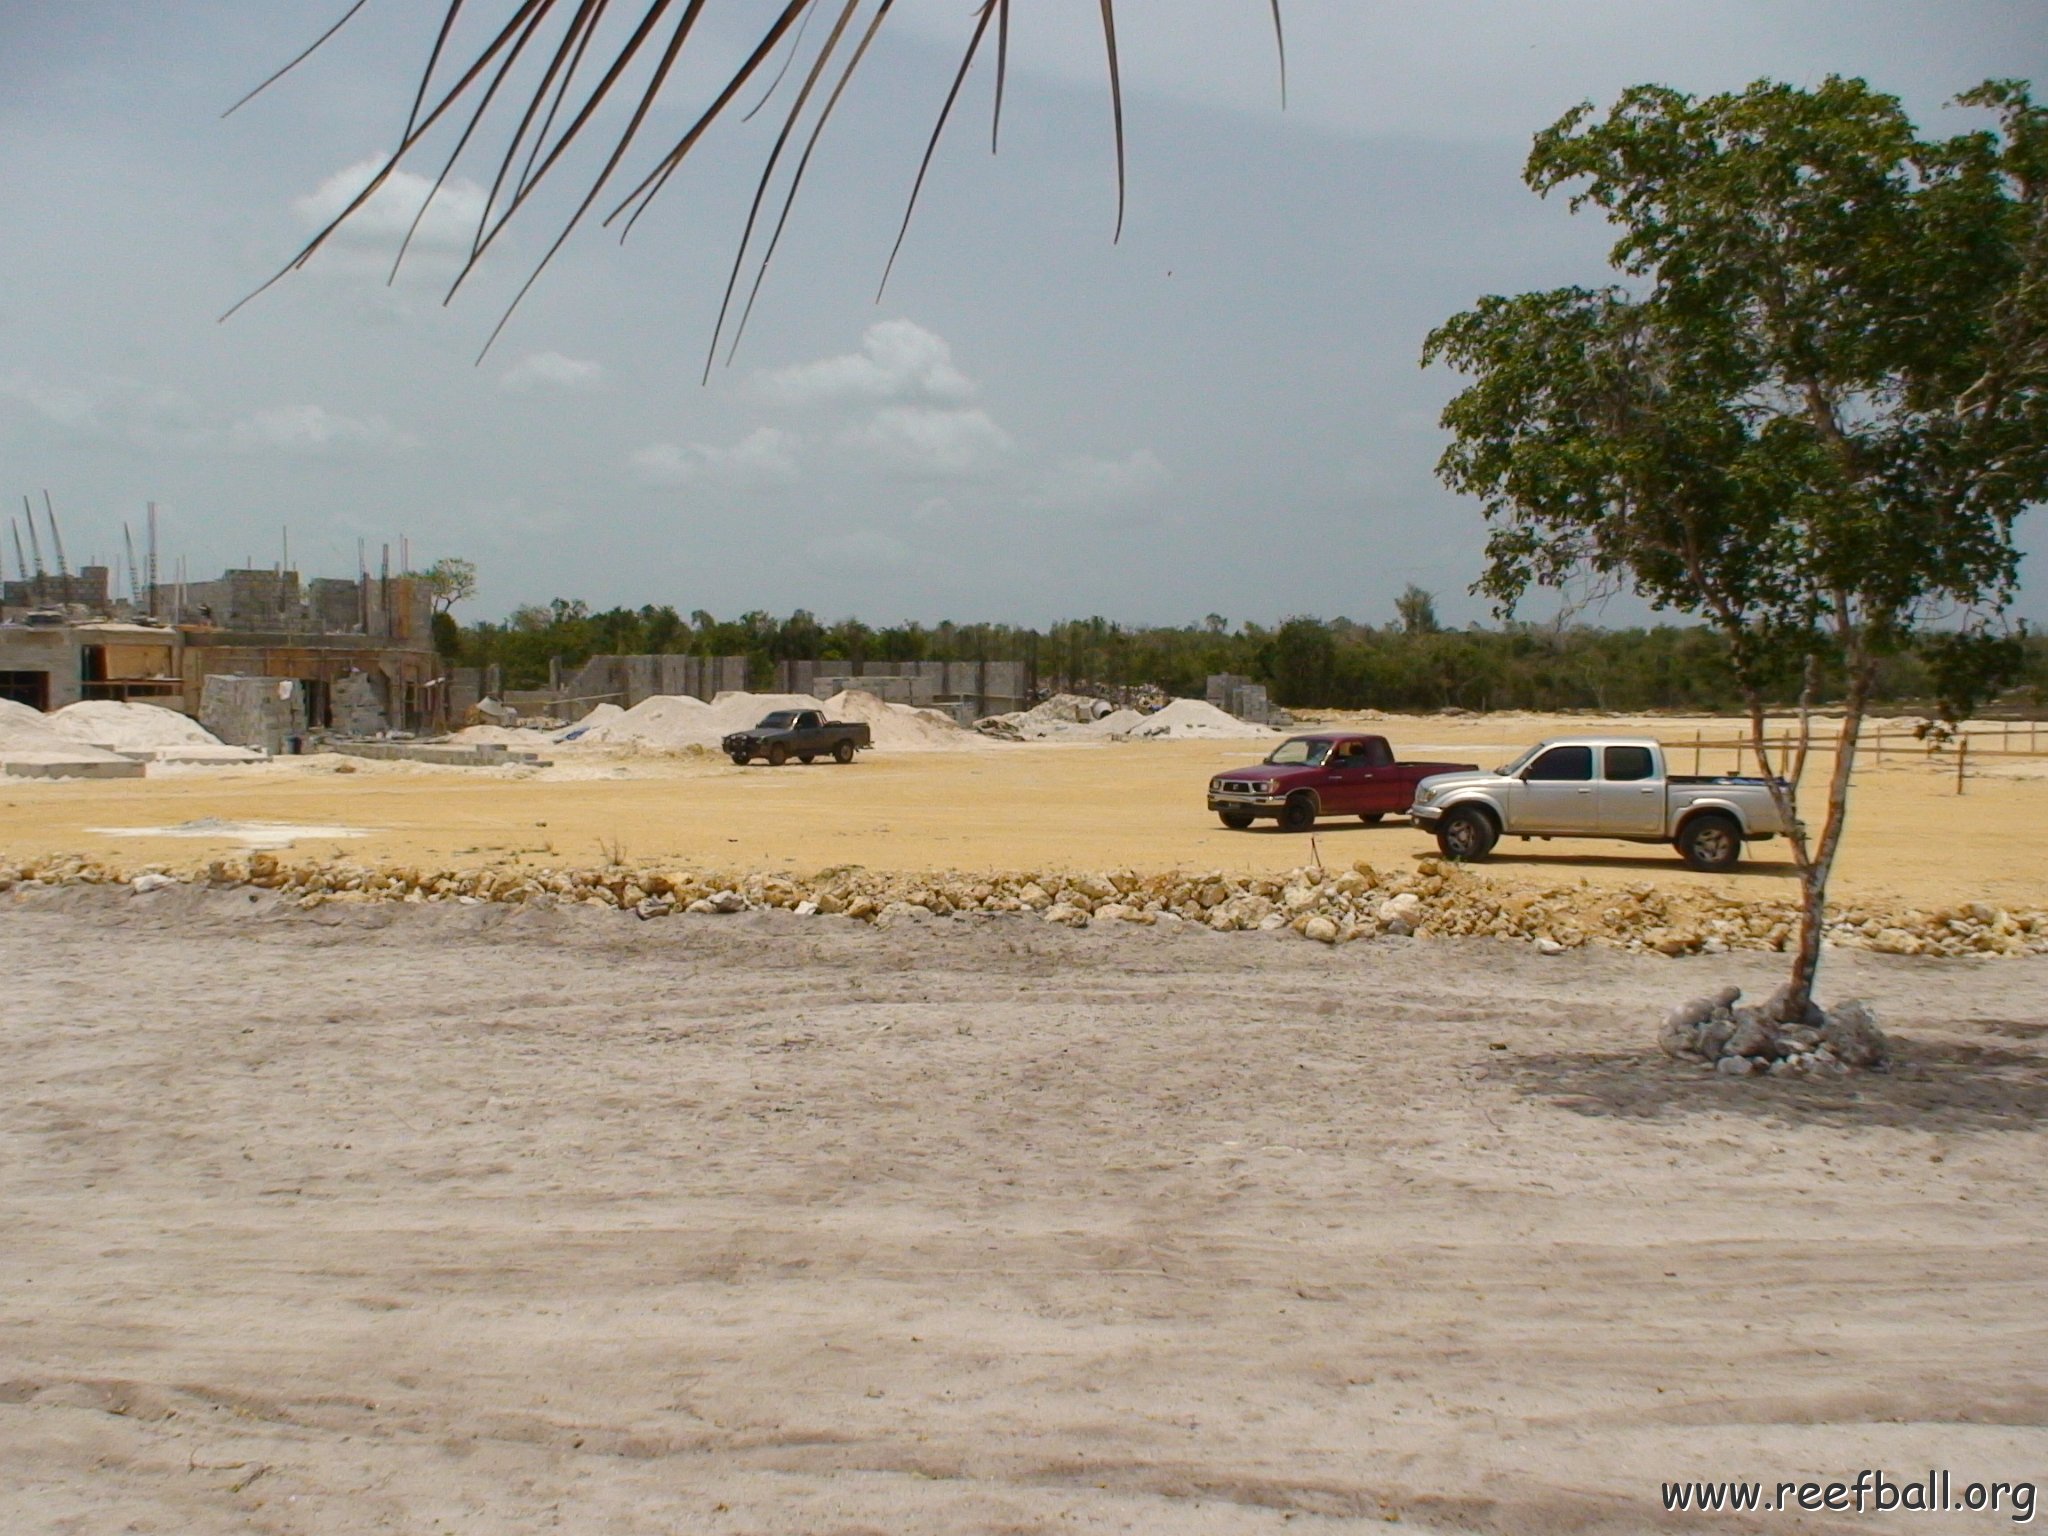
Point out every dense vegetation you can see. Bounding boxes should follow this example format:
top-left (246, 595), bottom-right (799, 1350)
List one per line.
top-left (446, 598), bottom-right (2045, 718)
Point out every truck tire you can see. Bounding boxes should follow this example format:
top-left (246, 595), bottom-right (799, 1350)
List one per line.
top-left (729, 751), bottom-right (750, 766)
top-left (766, 743), bottom-right (789, 766)
top-left (1279, 794), bottom-right (1317, 832)
top-left (1218, 810), bottom-right (1255, 830)
top-left (832, 739), bottom-right (855, 764)
top-left (798, 752), bottom-right (815, 764)
top-left (1677, 813), bottom-right (1742, 872)
top-left (1436, 805), bottom-right (1498, 862)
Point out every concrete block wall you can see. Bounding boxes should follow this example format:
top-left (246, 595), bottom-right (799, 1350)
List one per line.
top-left (201, 674), bottom-right (304, 754)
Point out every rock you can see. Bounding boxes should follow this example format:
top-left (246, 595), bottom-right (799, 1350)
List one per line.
top-left (1378, 892), bottom-right (1422, 925)
top-left (1302, 915), bottom-right (1339, 944)
top-left (1093, 902), bottom-right (1140, 923)
top-left (877, 901), bottom-right (934, 926)
top-left (1017, 883), bottom-right (1052, 910)
top-left (708, 889), bottom-right (746, 914)
top-left (1257, 913), bottom-right (1289, 932)
top-left (1383, 918), bottom-right (1414, 939)
top-left (1715, 1055), bottom-right (1756, 1076)
top-left (793, 900), bottom-right (819, 917)
top-left (1283, 884), bottom-right (1319, 912)
top-left (1724, 1017), bottom-right (1777, 1060)
top-left (1821, 999), bottom-right (1888, 1068)
top-left (684, 898), bottom-right (717, 914)
top-left (1533, 936), bottom-right (1565, 956)
top-left (130, 873), bottom-right (177, 894)
top-left (1658, 1013), bottom-right (1703, 1060)
top-left (633, 895), bottom-right (675, 920)
top-left (1043, 903), bottom-right (1090, 928)
top-left (1696, 1015), bottom-right (1737, 1061)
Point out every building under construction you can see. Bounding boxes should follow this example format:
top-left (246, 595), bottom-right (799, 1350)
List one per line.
top-left (0, 562), bottom-right (440, 731)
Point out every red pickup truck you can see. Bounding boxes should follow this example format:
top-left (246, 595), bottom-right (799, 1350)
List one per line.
top-left (1207, 733), bottom-right (1479, 832)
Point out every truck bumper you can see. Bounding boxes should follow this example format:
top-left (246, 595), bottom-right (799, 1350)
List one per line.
top-left (1408, 804), bottom-right (1443, 827)
top-left (1207, 793), bottom-right (1287, 813)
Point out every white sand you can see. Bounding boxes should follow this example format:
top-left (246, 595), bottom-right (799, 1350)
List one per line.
top-left (4, 888), bottom-right (2042, 1534)
top-left (47, 700), bottom-right (225, 750)
top-left (570, 691), bottom-right (991, 753)
top-left (1124, 697), bottom-right (1278, 739)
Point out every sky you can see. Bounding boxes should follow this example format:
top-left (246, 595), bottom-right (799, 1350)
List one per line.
top-left (1, 1), bottom-right (2042, 630)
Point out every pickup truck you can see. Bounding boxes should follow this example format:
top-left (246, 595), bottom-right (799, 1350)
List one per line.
top-left (1407, 736), bottom-right (1789, 871)
top-left (1208, 733), bottom-right (1480, 832)
top-left (722, 709), bottom-right (871, 766)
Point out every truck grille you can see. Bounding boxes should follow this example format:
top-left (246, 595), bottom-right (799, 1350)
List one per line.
top-left (1217, 779), bottom-right (1262, 794)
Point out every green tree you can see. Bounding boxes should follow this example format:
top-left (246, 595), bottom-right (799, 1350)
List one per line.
top-left (1426, 77), bottom-right (2047, 1016)
top-left (1395, 584), bottom-right (1441, 636)
top-left (415, 556), bottom-right (478, 616)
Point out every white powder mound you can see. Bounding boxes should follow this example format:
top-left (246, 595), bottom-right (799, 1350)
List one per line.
top-left (0, 710), bottom-right (131, 764)
top-left (1086, 707), bottom-right (1147, 737)
top-left (47, 700), bottom-right (224, 750)
top-left (573, 694), bottom-right (714, 747)
top-left (818, 690), bottom-right (993, 752)
top-left (557, 702), bottom-right (626, 738)
top-left (0, 699), bottom-right (50, 730)
top-left (1123, 697), bottom-right (1278, 740)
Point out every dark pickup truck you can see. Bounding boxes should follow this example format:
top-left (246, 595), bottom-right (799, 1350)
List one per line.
top-left (1208, 733), bottom-right (1478, 831)
top-left (723, 709), bottom-right (872, 766)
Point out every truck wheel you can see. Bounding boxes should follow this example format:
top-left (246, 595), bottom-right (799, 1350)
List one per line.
top-left (1358, 812), bottom-right (1385, 824)
top-left (1678, 813), bottom-right (1742, 872)
top-left (798, 752), bottom-right (815, 764)
top-left (1436, 806), bottom-right (1498, 862)
top-left (1218, 810), bottom-right (1255, 830)
top-left (832, 740), bottom-right (855, 764)
top-left (1279, 795), bottom-right (1317, 832)
top-left (766, 743), bottom-right (789, 767)
top-left (729, 751), bottom-right (750, 766)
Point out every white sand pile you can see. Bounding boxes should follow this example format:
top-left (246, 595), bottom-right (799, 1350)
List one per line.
top-left (1123, 697), bottom-right (1278, 740)
top-left (0, 705), bottom-right (139, 774)
top-left (556, 702), bottom-right (626, 739)
top-left (573, 694), bottom-right (713, 747)
top-left (818, 689), bottom-right (992, 752)
top-left (565, 690), bottom-right (992, 753)
top-left (47, 700), bottom-right (224, 751)
top-left (446, 724), bottom-right (560, 748)
top-left (1089, 707), bottom-right (1147, 736)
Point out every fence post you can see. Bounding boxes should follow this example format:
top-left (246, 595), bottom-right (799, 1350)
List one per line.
top-left (1956, 735), bottom-right (1968, 796)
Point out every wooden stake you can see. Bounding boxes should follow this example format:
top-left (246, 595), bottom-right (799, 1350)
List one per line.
top-left (1956, 735), bottom-right (1968, 796)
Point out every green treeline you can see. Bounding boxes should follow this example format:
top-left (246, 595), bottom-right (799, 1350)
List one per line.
top-left (445, 600), bottom-right (2047, 716)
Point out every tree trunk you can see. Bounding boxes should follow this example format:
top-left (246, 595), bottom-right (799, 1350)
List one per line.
top-left (1780, 656), bottom-right (1876, 1020)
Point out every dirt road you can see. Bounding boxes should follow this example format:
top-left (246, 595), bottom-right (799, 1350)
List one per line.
top-left (3, 887), bottom-right (2043, 1533)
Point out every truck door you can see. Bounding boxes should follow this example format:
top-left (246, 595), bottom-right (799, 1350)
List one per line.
top-left (1517, 744), bottom-right (1596, 832)
top-left (1597, 744), bottom-right (1665, 836)
top-left (1319, 738), bottom-right (1374, 813)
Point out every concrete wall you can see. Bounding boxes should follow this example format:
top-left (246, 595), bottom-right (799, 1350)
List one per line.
top-left (201, 675), bottom-right (304, 754)
top-left (774, 658), bottom-right (1025, 715)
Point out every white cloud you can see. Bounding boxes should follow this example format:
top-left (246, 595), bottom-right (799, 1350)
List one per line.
top-left (632, 426), bottom-right (802, 486)
top-left (500, 351), bottom-right (604, 393)
top-left (755, 318), bottom-right (974, 407)
top-left (293, 155), bottom-right (491, 255)
top-left (226, 405), bottom-right (415, 455)
top-left (806, 528), bottom-right (913, 572)
top-left (1029, 448), bottom-right (1169, 511)
top-left (839, 406), bottom-right (1013, 479)
top-left (0, 371), bottom-right (101, 432)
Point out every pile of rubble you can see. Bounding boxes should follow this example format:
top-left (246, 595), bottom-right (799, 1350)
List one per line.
top-left (4, 853), bottom-right (2045, 960)
top-left (1659, 984), bottom-right (1890, 1075)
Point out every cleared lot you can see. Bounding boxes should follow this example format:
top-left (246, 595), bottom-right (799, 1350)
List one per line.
top-left (2, 889), bottom-right (2045, 1534)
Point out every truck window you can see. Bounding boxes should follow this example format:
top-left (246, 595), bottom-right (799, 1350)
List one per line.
top-left (796, 711), bottom-right (821, 728)
top-left (1525, 745), bottom-right (1593, 781)
top-left (1604, 745), bottom-right (1655, 781)
top-left (759, 711), bottom-right (801, 729)
top-left (1265, 738), bottom-right (1331, 767)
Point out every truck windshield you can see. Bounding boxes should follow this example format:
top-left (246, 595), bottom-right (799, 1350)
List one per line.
top-left (1265, 738), bottom-right (1331, 767)
top-left (758, 711), bottom-right (803, 729)
top-left (1496, 743), bottom-right (1542, 776)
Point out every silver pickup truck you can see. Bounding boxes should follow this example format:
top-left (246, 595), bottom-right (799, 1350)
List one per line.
top-left (1407, 736), bottom-right (1789, 870)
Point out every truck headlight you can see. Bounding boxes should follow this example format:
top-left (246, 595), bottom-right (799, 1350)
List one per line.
top-left (1256, 779), bottom-right (1277, 794)
top-left (1415, 787), bottom-right (1437, 805)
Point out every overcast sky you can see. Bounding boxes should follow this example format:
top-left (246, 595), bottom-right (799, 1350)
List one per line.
top-left (2, 2), bottom-right (2042, 629)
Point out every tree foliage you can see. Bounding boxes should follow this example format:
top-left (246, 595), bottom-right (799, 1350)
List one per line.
top-left (1425, 77), bottom-right (2047, 1012)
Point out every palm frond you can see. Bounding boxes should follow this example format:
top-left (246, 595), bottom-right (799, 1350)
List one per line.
top-left (227, 1), bottom-right (1290, 362)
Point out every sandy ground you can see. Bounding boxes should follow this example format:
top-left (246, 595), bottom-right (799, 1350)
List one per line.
top-left (2, 886), bottom-right (2044, 1535)
top-left (1, 712), bottom-right (2044, 914)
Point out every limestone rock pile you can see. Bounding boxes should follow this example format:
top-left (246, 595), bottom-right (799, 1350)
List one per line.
top-left (2, 852), bottom-right (2044, 959)
top-left (1659, 985), bottom-right (1890, 1075)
